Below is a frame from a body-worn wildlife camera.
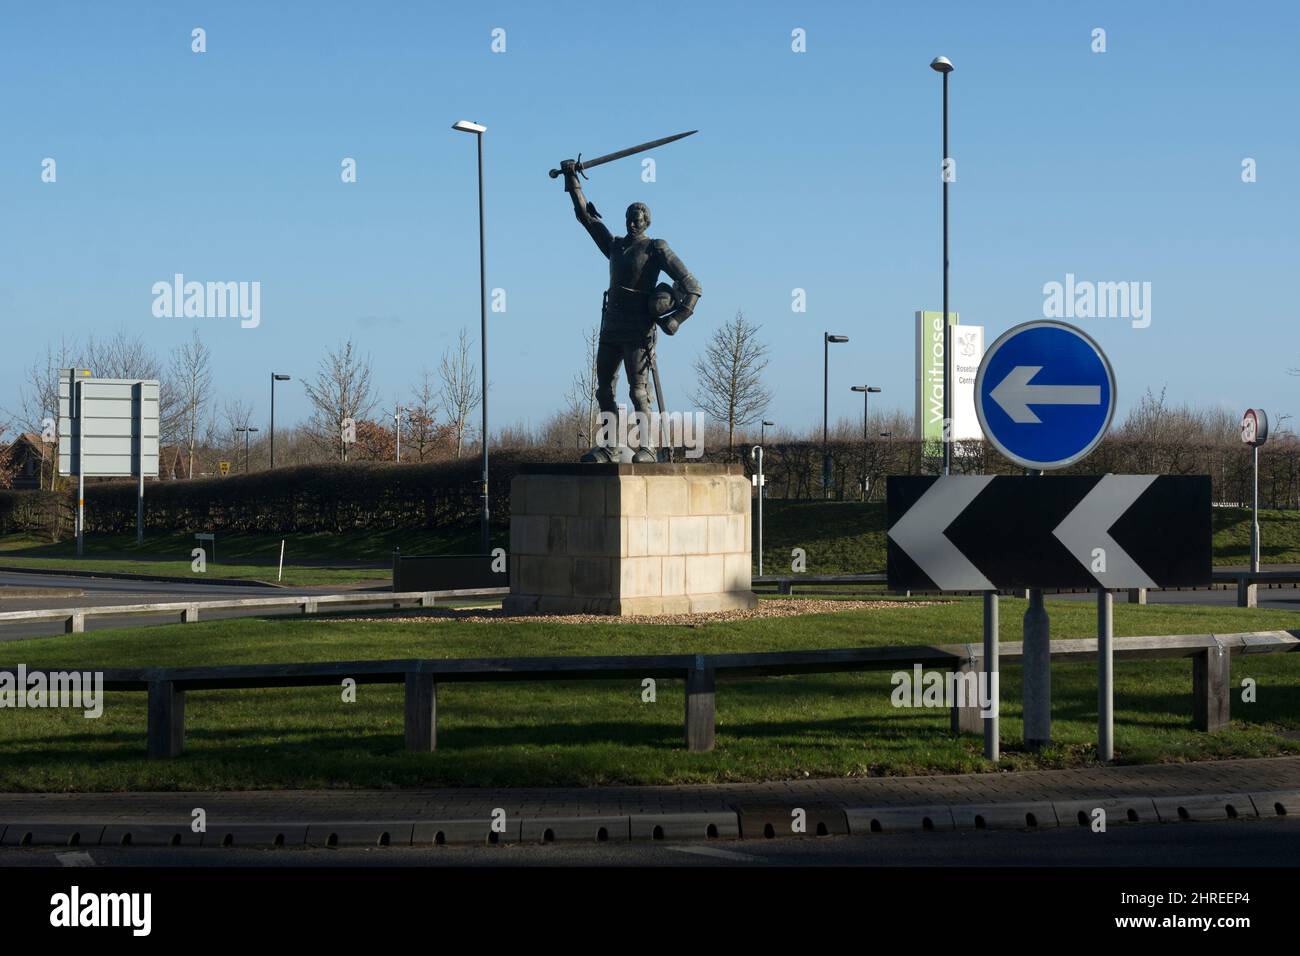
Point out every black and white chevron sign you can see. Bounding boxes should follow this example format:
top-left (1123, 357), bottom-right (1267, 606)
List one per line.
top-left (886, 475), bottom-right (1211, 591)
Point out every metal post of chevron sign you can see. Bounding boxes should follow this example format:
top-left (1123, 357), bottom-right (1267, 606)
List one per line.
top-left (888, 472), bottom-right (1211, 759)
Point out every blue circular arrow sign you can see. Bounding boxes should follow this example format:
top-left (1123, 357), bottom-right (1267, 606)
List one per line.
top-left (975, 321), bottom-right (1116, 470)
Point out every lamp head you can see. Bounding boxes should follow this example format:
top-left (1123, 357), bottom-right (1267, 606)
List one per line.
top-left (826, 334), bottom-right (849, 344)
top-left (930, 56), bottom-right (954, 73)
top-left (452, 120), bottom-right (487, 134)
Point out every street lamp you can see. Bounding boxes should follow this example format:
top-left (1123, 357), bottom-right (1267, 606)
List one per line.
top-left (851, 385), bottom-right (882, 501)
top-left (758, 419), bottom-right (775, 500)
top-left (236, 426), bottom-right (259, 474)
top-left (931, 55), bottom-right (954, 476)
top-left (394, 405), bottom-right (406, 462)
top-left (751, 444), bottom-right (766, 575)
top-left (270, 373), bottom-right (290, 469)
top-left (453, 118), bottom-right (491, 553)
top-left (823, 333), bottom-right (849, 498)
top-left (850, 386), bottom-right (882, 443)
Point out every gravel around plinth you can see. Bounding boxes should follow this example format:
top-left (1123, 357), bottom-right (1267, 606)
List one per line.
top-left (355, 598), bottom-right (943, 627)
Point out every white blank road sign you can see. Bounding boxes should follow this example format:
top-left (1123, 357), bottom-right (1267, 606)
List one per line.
top-left (58, 373), bottom-right (160, 478)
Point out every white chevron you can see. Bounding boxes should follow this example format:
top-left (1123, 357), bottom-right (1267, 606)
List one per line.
top-left (1053, 474), bottom-right (1159, 588)
top-left (888, 476), bottom-right (996, 591)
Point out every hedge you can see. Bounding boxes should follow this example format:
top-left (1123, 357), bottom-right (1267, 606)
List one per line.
top-left (3, 437), bottom-right (1298, 539)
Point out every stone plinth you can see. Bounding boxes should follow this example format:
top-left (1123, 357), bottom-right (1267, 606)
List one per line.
top-left (503, 463), bottom-right (758, 616)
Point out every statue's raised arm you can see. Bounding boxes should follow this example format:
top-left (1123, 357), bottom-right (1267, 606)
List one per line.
top-left (562, 160), bottom-right (613, 258)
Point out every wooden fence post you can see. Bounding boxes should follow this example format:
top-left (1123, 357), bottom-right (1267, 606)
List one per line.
top-left (1192, 643), bottom-right (1231, 731)
top-left (404, 673), bottom-right (438, 751)
top-left (685, 661), bottom-right (716, 752)
top-left (950, 651), bottom-right (983, 735)
top-left (147, 680), bottom-right (186, 758)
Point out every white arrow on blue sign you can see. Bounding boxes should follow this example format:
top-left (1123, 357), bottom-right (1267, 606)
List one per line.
top-left (974, 320), bottom-right (1116, 470)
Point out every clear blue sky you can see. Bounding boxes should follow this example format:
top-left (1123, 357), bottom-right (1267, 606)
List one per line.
top-left (3, 1), bottom-right (1296, 436)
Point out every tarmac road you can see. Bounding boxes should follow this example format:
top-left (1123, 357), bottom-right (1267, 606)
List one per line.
top-left (0, 570), bottom-right (388, 641)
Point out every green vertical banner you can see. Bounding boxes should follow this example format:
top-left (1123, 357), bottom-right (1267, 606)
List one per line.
top-left (915, 310), bottom-right (959, 459)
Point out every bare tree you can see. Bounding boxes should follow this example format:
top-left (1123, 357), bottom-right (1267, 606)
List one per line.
top-left (168, 329), bottom-right (212, 478)
top-left (83, 329), bottom-right (181, 451)
top-left (690, 310), bottom-right (773, 451)
top-left (438, 327), bottom-right (482, 460)
top-left (220, 398), bottom-right (255, 472)
top-left (574, 325), bottom-right (599, 445)
top-left (12, 337), bottom-right (78, 489)
top-left (83, 330), bottom-right (160, 380)
top-left (0, 415), bottom-right (19, 488)
top-left (405, 367), bottom-right (443, 461)
top-left (301, 339), bottom-right (378, 461)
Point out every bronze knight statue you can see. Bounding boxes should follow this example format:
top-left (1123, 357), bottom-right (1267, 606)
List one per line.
top-left (557, 137), bottom-right (701, 463)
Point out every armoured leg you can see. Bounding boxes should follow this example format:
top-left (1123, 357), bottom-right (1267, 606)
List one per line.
top-left (623, 343), bottom-right (654, 417)
top-left (581, 341), bottom-right (626, 463)
top-left (623, 342), bottom-right (657, 463)
top-left (595, 341), bottom-right (622, 415)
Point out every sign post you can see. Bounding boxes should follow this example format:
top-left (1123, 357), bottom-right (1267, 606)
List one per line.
top-left (134, 382), bottom-right (146, 545)
top-left (751, 445), bottom-right (765, 576)
top-left (59, 371), bottom-right (160, 555)
top-left (1241, 408), bottom-right (1268, 575)
top-left (1097, 588), bottom-right (1114, 760)
top-left (982, 592), bottom-right (999, 761)
top-left (76, 374), bottom-right (85, 556)
top-left (975, 320), bottom-right (1118, 753)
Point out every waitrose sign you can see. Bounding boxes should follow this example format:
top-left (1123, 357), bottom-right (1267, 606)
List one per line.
top-left (914, 310), bottom-right (984, 454)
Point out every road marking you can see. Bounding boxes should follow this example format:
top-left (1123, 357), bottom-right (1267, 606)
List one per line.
top-left (56, 851), bottom-right (96, 867)
top-left (667, 845), bottom-right (762, 862)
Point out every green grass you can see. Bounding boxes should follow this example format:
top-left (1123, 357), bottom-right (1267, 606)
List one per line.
top-left (1212, 507), bottom-right (1300, 564)
top-left (0, 528), bottom-right (508, 587)
top-left (2, 597), bottom-right (1298, 791)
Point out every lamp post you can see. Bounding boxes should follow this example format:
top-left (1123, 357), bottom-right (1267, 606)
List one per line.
top-left (394, 405), bottom-right (404, 462)
top-left (823, 334), bottom-right (849, 498)
top-left (759, 419), bottom-right (775, 499)
top-left (453, 118), bottom-right (490, 553)
top-left (751, 444), bottom-right (766, 575)
top-left (851, 385), bottom-right (881, 501)
top-left (931, 55), bottom-right (954, 476)
top-left (236, 426), bottom-right (259, 474)
top-left (270, 373), bottom-right (290, 469)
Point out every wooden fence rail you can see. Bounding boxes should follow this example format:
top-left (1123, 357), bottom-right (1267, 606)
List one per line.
top-left (0, 588), bottom-right (509, 635)
top-left (5, 630), bottom-right (1296, 759)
